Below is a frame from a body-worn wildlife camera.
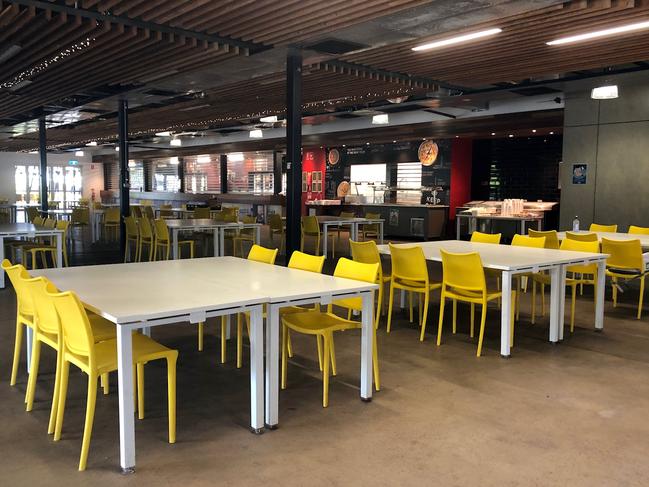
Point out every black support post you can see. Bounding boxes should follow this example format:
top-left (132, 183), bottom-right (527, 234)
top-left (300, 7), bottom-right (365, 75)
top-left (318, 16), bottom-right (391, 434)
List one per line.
top-left (220, 154), bottom-right (228, 194)
top-left (285, 48), bottom-right (302, 260)
top-left (38, 117), bottom-right (48, 212)
top-left (178, 157), bottom-right (185, 193)
top-left (118, 99), bottom-right (130, 257)
top-left (273, 151), bottom-right (283, 195)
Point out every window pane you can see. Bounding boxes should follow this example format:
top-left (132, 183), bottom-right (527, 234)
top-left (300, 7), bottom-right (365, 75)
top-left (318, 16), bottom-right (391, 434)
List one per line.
top-left (184, 155), bottom-right (221, 194)
top-left (151, 158), bottom-right (180, 192)
top-left (227, 151), bottom-right (274, 194)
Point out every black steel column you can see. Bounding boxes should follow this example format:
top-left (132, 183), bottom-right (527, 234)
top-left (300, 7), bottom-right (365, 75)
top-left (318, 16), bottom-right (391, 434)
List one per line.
top-left (178, 157), bottom-right (185, 193)
top-left (220, 154), bottom-right (228, 194)
top-left (118, 100), bottom-right (130, 256)
top-left (38, 117), bottom-right (48, 212)
top-left (285, 48), bottom-right (302, 260)
top-left (273, 151), bottom-right (283, 194)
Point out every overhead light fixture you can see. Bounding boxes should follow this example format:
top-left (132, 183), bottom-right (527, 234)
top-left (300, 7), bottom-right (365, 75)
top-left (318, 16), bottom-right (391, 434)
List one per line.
top-left (28, 150), bottom-right (38, 154)
top-left (366, 142), bottom-right (370, 146)
top-left (491, 132), bottom-right (496, 136)
top-left (508, 134), bottom-right (514, 138)
top-left (547, 20), bottom-right (649, 46)
top-left (115, 146), bottom-right (119, 152)
top-left (591, 85), bottom-right (618, 100)
top-left (170, 138), bottom-right (181, 147)
top-left (229, 152), bottom-right (244, 162)
top-left (86, 141), bottom-right (97, 146)
top-left (197, 155), bottom-right (211, 163)
top-left (169, 157), bottom-right (179, 165)
top-left (371, 114), bottom-right (389, 125)
top-left (74, 150), bottom-right (84, 156)
top-left (156, 131), bottom-right (172, 137)
top-left (259, 115), bottom-right (278, 123)
top-left (249, 129), bottom-right (263, 139)
top-left (412, 28), bottom-right (502, 51)
top-left (532, 129), bottom-right (537, 133)
top-left (549, 131), bottom-right (555, 135)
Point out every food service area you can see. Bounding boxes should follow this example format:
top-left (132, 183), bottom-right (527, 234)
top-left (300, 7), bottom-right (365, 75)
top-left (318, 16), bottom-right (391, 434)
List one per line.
top-left (1, 1), bottom-right (649, 485)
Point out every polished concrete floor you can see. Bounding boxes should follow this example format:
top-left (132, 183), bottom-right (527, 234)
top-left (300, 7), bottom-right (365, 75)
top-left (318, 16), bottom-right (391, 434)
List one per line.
top-left (2, 232), bottom-right (649, 486)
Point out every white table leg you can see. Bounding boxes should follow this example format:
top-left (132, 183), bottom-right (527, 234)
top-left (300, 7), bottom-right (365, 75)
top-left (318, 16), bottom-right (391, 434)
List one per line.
top-left (0, 235), bottom-right (5, 288)
top-left (351, 222), bottom-right (358, 243)
top-left (213, 228), bottom-right (219, 257)
top-left (360, 291), bottom-right (374, 400)
top-left (400, 289), bottom-right (405, 309)
top-left (537, 219), bottom-right (543, 231)
top-left (558, 265), bottom-right (567, 341)
top-left (549, 266), bottom-right (561, 343)
top-left (501, 271), bottom-right (513, 357)
top-left (456, 216), bottom-right (461, 240)
top-left (55, 232), bottom-right (63, 268)
top-left (249, 306), bottom-right (264, 433)
top-left (219, 228), bottom-right (225, 256)
top-left (379, 221), bottom-right (384, 244)
top-left (322, 223), bottom-right (329, 256)
top-left (172, 228), bottom-right (178, 260)
top-left (265, 303), bottom-right (280, 428)
top-left (521, 220), bottom-right (525, 235)
top-left (255, 225), bottom-right (261, 245)
top-left (116, 326), bottom-right (136, 472)
top-left (595, 260), bottom-right (606, 331)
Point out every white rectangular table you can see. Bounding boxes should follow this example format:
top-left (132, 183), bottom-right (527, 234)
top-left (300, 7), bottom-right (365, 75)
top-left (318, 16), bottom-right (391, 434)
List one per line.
top-left (165, 219), bottom-right (262, 259)
top-left (557, 231), bottom-right (649, 248)
top-left (456, 213), bottom-right (543, 240)
top-left (317, 216), bottom-right (385, 255)
top-left (34, 258), bottom-right (268, 473)
top-left (0, 223), bottom-right (63, 288)
top-left (378, 241), bottom-right (608, 356)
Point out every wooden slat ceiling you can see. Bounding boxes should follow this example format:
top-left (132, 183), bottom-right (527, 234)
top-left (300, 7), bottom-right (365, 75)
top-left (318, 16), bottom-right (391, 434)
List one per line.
top-left (343, 0), bottom-right (649, 87)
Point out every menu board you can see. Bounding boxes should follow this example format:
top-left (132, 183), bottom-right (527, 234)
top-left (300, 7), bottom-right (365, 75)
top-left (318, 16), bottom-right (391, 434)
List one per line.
top-left (421, 139), bottom-right (451, 205)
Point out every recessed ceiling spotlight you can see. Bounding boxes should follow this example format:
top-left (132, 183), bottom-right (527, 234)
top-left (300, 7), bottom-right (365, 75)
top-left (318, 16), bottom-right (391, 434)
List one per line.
top-left (532, 129), bottom-right (537, 133)
top-left (342, 144), bottom-right (346, 147)
top-left (547, 20), bottom-right (649, 46)
top-left (392, 140), bottom-right (397, 143)
top-left (455, 135), bottom-right (459, 138)
top-left (508, 134), bottom-right (514, 138)
top-left (591, 85), bottom-right (618, 100)
top-left (259, 115), bottom-right (278, 123)
top-left (371, 114), bottom-right (389, 125)
top-left (366, 142), bottom-right (370, 145)
top-left (249, 129), bottom-right (263, 139)
top-left (549, 131), bottom-right (555, 135)
top-left (115, 147), bottom-right (119, 152)
top-left (412, 28), bottom-right (502, 51)
top-left (170, 138), bottom-right (181, 147)
top-left (491, 132), bottom-right (496, 136)
top-left (155, 131), bottom-right (172, 137)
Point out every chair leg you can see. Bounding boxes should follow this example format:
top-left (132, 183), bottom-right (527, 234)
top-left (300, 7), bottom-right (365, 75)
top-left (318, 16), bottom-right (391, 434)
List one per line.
top-left (329, 336), bottom-right (337, 376)
top-left (101, 373), bottom-right (109, 395)
top-left (281, 324), bottom-right (288, 390)
top-left (316, 335), bottom-right (323, 371)
top-left (386, 284), bottom-right (395, 333)
top-left (570, 284), bottom-right (577, 332)
top-left (409, 291), bottom-right (413, 323)
top-left (10, 318), bottom-right (24, 386)
top-left (612, 278), bottom-right (618, 307)
top-left (221, 316), bottom-right (227, 364)
top-left (541, 283), bottom-right (546, 316)
top-left (531, 280), bottom-right (537, 325)
top-left (167, 354), bottom-right (177, 444)
top-left (470, 303), bottom-right (475, 338)
top-left (375, 282), bottom-right (383, 329)
top-left (515, 279), bottom-right (521, 321)
top-left (638, 276), bottom-right (645, 320)
top-left (436, 295), bottom-right (446, 346)
top-left (452, 299), bottom-right (457, 334)
top-left (477, 303), bottom-right (488, 357)
top-left (287, 330), bottom-right (293, 358)
top-left (25, 338), bottom-right (41, 411)
top-left (137, 363), bottom-right (145, 420)
top-left (322, 334), bottom-right (331, 408)
top-left (78, 373), bottom-right (98, 471)
top-left (48, 350), bottom-right (63, 435)
top-left (419, 291), bottom-right (430, 342)
top-left (510, 291), bottom-right (516, 348)
top-left (198, 322), bottom-right (204, 351)
top-left (54, 360), bottom-right (70, 441)
top-left (372, 330), bottom-right (380, 391)
top-left (237, 314), bottom-right (243, 369)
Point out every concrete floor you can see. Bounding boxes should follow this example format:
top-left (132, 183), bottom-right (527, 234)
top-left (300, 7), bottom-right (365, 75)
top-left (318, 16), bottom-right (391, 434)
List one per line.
top-left (2, 232), bottom-right (649, 486)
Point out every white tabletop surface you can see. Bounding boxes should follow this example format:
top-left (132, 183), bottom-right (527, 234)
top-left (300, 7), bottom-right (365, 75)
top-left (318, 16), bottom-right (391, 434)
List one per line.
top-left (0, 223), bottom-right (63, 235)
top-left (457, 213), bottom-right (543, 221)
top-left (377, 240), bottom-right (607, 271)
top-left (557, 231), bottom-right (649, 247)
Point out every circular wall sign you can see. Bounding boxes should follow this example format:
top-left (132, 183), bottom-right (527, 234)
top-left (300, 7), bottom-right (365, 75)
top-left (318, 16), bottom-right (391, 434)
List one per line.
top-left (418, 140), bottom-right (439, 166)
top-left (328, 148), bottom-right (340, 166)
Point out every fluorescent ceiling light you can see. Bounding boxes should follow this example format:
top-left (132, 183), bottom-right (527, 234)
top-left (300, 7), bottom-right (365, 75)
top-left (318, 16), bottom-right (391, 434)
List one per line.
top-left (155, 131), bottom-right (172, 137)
top-left (249, 129), bottom-right (263, 139)
top-left (86, 141), bottom-right (97, 146)
top-left (169, 157), bottom-right (179, 165)
top-left (547, 20), bottom-right (649, 46)
top-left (197, 155), bottom-right (211, 163)
top-left (260, 115), bottom-right (278, 123)
top-left (229, 152), bottom-right (244, 162)
top-left (591, 85), bottom-right (618, 100)
top-left (170, 138), bottom-right (181, 147)
top-left (74, 150), bottom-right (84, 156)
top-left (412, 28), bottom-right (502, 51)
top-left (372, 114), bottom-right (389, 125)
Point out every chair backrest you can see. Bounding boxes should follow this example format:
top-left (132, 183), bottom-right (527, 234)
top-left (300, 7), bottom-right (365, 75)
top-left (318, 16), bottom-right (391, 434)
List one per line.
top-left (124, 215), bottom-right (139, 237)
top-left (48, 201), bottom-right (59, 210)
top-left (138, 217), bottom-right (153, 239)
top-left (33, 216), bottom-right (44, 226)
top-left (93, 202), bottom-right (103, 210)
top-left (350, 240), bottom-right (383, 283)
top-left (2, 259), bottom-right (34, 315)
top-left (511, 234), bottom-right (546, 248)
top-left (590, 223), bottom-right (618, 233)
top-left (160, 204), bottom-right (172, 217)
top-left (247, 244), bottom-right (278, 264)
top-left (601, 238), bottom-right (643, 271)
top-left (560, 238), bottom-right (600, 274)
top-left (565, 231), bottom-right (598, 242)
top-left (334, 258), bottom-right (379, 285)
top-left (301, 215), bottom-right (320, 234)
top-left (194, 207), bottom-right (211, 219)
top-left (44, 218), bottom-right (56, 229)
top-left (48, 289), bottom-right (95, 364)
top-left (131, 206), bottom-right (142, 218)
top-left (528, 229), bottom-right (559, 249)
top-left (78, 198), bottom-right (89, 207)
top-left (143, 205), bottom-right (155, 219)
top-left (56, 220), bottom-right (70, 237)
top-left (365, 212), bottom-right (381, 220)
top-left (389, 244), bottom-right (429, 283)
top-left (340, 211), bottom-right (355, 218)
top-left (105, 207), bottom-right (120, 223)
top-left (26, 206), bottom-right (39, 222)
top-left (440, 250), bottom-right (486, 293)
top-left (22, 276), bottom-right (60, 336)
top-left (71, 207), bottom-right (89, 225)
top-left (269, 213), bottom-right (283, 232)
top-left (288, 251), bottom-right (325, 273)
top-left (223, 210), bottom-right (238, 223)
top-left (153, 218), bottom-right (170, 241)
top-left (628, 225), bottom-right (649, 235)
top-left (470, 231), bottom-right (501, 244)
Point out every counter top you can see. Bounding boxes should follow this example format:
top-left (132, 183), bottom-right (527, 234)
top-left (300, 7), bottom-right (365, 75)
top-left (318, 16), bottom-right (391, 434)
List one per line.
top-left (307, 202), bottom-right (449, 209)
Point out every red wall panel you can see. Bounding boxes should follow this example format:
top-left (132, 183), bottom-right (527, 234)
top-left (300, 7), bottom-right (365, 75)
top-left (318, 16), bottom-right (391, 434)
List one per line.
top-left (450, 139), bottom-right (473, 221)
top-left (301, 148), bottom-right (326, 215)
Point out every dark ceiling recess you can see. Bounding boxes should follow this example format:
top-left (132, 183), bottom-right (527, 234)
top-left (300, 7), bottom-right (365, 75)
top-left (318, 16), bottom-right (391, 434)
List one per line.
top-left (305, 38), bottom-right (368, 55)
top-left (380, 104), bottom-right (426, 113)
top-left (510, 87), bottom-right (562, 97)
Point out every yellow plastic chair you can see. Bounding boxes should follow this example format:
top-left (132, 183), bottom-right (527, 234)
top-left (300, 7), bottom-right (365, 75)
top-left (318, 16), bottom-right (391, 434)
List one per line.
top-left (24, 220), bottom-right (70, 269)
top-left (193, 207), bottom-right (211, 219)
top-left (159, 204), bottom-right (173, 218)
top-left (386, 244), bottom-right (442, 340)
top-left (2, 260), bottom-right (35, 386)
top-left (531, 239), bottom-right (599, 331)
top-left (233, 216), bottom-right (258, 257)
top-left (131, 206), bottom-right (143, 219)
top-left (510, 234), bottom-right (546, 319)
top-left (470, 231), bottom-right (501, 244)
top-left (102, 207), bottom-right (120, 241)
top-left (590, 223), bottom-right (618, 233)
top-left (22, 276), bottom-right (115, 420)
top-left (602, 238), bottom-right (646, 319)
top-left (528, 229), bottom-right (559, 249)
top-left (152, 218), bottom-right (195, 260)
top-left (137, 217), bottom-right (155, 262)
top-left (629, 225), bottom-right (649, 235)
top-left (361, 212), bottom-right (382, 241)
top-left (70, 207), bottom-right (89, 241)
top-left (301, 215), bottom-right (336, 257)
top-left (437, 250), bottom-right (516, 356)
top-left (25, 206), bottom-right (39, 223)
top-left (49, 288), bottom-right (178, 471)
top-left (143, 205), bottom-right (155, 220)
top-left (566, 231), bottom-right (598, 242)
top-left (281, 258), bottom-right (380, 407)
top-left (124, 215), bottom-right (139, 262)
top-left (268, 213), bottom-right (285, 254)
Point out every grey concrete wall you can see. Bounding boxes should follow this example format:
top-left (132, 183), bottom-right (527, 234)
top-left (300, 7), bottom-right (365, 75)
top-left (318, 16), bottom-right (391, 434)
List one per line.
top-left (560, 75), bottom-right (649, 231)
